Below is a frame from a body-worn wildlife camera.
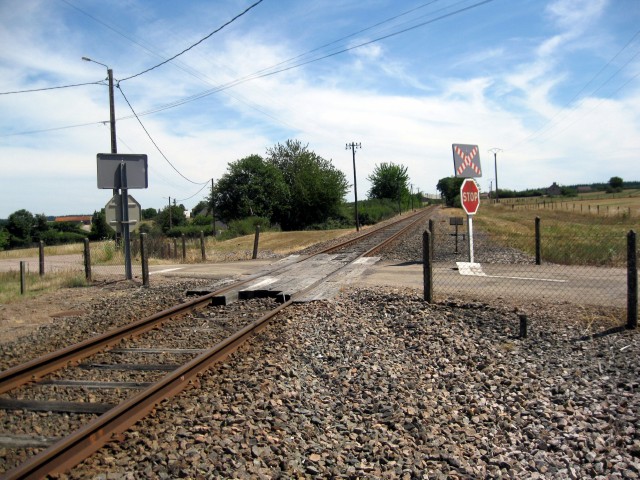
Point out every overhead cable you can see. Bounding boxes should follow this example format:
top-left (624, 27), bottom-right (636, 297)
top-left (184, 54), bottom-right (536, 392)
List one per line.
top-left (175, 181), bottom-right (212, 202)
top-left (0, 80), bottom-right (105, 95)
top-left (117, 84), bottom-right (210, 185)
top-left (506, 28), bottom-right (640, 150)
top-left (119, 0), bottom-right (264, 82)
top-left (112, 0), bottom-right (497, 116)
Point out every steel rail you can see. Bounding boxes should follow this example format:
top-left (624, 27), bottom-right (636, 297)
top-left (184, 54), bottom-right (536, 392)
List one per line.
top-left (318, 207), bottom-right (430, 255)
top-left (3, 299), bottom-right (293, 479)
top-left (363, 207), bottom-right (432, 257)
top-left (0, 208), bottom-right (432, 395)
top-left (1, 207), bottom-right (435, 479)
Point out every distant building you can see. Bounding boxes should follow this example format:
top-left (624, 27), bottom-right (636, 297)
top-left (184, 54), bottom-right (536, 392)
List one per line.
top-left (547, 182), bottom-right (562, 196)
top-left (577, 186), bottom-right (592, 193)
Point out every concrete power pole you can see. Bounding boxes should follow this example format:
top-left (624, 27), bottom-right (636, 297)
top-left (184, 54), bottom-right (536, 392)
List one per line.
top-left (346, 142), bottom-right (362, 231)
top-left (488, 148), bottom-right (502, 203)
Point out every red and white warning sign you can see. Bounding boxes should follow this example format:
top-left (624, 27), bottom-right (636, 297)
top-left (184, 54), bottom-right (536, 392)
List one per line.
top-left (460, 178), bottom-right (480, 215)
top-left (452, 144), bottom-right (482, 178)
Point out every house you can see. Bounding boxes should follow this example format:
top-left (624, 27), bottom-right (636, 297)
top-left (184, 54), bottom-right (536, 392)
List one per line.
top-left (547, 182), bottom-right (562, 196)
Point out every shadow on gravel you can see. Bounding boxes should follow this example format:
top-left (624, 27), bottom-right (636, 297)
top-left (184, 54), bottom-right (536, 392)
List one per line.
top-left (574, 325), bottom-right (627, 342)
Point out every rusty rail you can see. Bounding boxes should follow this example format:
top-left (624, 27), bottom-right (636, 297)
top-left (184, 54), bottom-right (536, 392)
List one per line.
top-left (1, 207), bottom-right (435, 479)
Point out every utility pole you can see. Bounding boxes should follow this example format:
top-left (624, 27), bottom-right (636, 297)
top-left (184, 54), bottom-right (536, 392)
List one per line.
top-left (82, 57), bottom-right (124, 250)
top-left (346, 142), bottom-right (362, 231)
top-left (168, 197), bottom-right (172, 230)
top-left (488, 148), bottom-right (502, 203)
top-left (410, 184), bottom-right (414, 211)
top-left (211, 178), bottom-right (216, 237)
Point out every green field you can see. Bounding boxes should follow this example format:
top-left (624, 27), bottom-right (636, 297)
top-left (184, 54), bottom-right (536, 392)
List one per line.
top-left (473, 190), bottom-right (639, 267)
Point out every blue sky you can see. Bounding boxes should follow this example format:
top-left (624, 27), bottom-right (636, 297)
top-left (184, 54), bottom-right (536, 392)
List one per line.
top-left (1, 0), bottom-right (639, 218)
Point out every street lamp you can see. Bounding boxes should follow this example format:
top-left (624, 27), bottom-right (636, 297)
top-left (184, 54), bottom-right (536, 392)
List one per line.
top-left (82, 57), bottom-right (117, 155)
top-left (346, 142), bottom-right (361, 231)
top-left (488, 148), bottom-right (502, 203)
top-left (83, 57), bottom-right (133, 279)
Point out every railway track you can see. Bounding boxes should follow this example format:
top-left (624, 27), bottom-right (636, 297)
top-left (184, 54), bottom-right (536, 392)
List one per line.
top-left (0, 207), bottom-right (433, 479)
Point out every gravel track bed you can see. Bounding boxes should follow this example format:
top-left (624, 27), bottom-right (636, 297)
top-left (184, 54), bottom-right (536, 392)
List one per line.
top-left (1, 220), bottom-right (638, 478)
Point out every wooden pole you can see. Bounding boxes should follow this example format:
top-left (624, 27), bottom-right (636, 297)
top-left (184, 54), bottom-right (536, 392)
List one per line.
top-left (423, 230), bottom-right (433, 303)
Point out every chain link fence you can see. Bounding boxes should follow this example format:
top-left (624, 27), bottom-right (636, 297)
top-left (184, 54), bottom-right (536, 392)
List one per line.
top-left (423, 214), bottom-right (638, 327)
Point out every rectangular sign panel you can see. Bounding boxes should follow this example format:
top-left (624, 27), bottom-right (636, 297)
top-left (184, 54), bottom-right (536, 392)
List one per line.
top-left (452, 144), bottom-right (482, 178)
top-left (97, 153), bottom-right (148, 189)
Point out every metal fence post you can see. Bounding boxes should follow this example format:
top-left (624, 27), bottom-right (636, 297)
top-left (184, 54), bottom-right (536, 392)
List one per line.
top-left (200, 231), bottom-right (206, 261)
top-left (83, 238), bottom-right (92, 282)
top-left (423, 230), bottom-right (433, 303)
top-left (252, 225), bottom-right (260, 260)
top-left (628, 230), bottom-right (638, 329)
top-left (141, 233), bottom-right (149, 288)
top-left (38, 241), bottom-right (45, 277)
top-left (20, 261), bottom-right (26, 295)
top-left (535, 217), bottom-right (541, 265)
top-left (181, 234), bottom-right (186, 261)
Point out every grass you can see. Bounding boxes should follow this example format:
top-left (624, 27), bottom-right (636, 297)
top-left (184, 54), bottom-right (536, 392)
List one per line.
top-left (473, 191), bottom-right (639, 266)
top-left (0, 242), bottom-right (83, 260)
top-left (0, 270), bottom-right (88, 305)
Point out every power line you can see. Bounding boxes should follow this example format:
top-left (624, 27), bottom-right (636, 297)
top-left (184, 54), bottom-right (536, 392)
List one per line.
top-left (506, 28), bottom-right (640, 150)
top-left (3, 0), bottom-right (495, 136)
top-left (119, 0), bottom-right (264, 82)
top-left (245, 0), bottom-right (442, 78)
top-left (117, 83), bottom-right (210, 185)
top-left (0, 80), bottom-right (105, 95)
top-left (175, 181), bottom-right (211, 202)
top-left (110, 0), bottom-right (497, 116)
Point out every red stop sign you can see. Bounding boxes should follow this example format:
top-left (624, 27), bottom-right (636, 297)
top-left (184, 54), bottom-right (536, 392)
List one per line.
top-left (460, 178), bottom-right (480, 215)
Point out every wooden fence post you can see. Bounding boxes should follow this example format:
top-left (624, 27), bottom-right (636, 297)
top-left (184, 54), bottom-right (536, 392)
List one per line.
top-left (20, 261), bottom-right (26, 295)
top-left (83, 238), bottom-right (91, 282)
top-left (535, 217), bottom-right (541, 265)
top-left (181, 234), bottom-right (186, 261)
top-left (423, 230), bottom-right (433, 303)
top-left (140, 233), bottom-right (149, 287)
top-left (628, 230), bottom-right (638, 329)
top-left (252, 226), bottom-right (260, 260)
top-left (39, 241), bottom-right (45, 276)
top-left (200, 231), bottom-right (206, 261)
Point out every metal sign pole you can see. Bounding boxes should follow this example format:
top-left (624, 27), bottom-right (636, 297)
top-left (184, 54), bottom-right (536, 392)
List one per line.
top-left (120, 162), bottom-right (132, 279)
top-left (467, 214), bottom-right (474, 263)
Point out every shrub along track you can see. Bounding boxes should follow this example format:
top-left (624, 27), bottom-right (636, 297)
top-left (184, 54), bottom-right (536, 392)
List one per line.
top-left (0, 208), bottom-right (433, 479)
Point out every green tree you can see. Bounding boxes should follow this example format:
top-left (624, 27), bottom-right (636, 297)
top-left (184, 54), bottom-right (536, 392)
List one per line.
top-left (141, 208), bottom-right (158, 220)
top-left (191, 200), bottom-right (210, 218)
top-left (266, 140), bottom-right (349, 229)
top-left (155, 205), bottom-right (187, 233)
top-left (7, 209), bottom-right (35, 247)
top-left (367, 163), bottom-right (410, 201)
top-left (608, 176), bottom-right (623, 192)
top-left (0, 228), bottom-right (9, 250)
top-left (213, 154), bottom-right (288, 223)
top-left (90, 210), bottom-right (114, 240)
top-left (436, 177), bottom-right (464, 207)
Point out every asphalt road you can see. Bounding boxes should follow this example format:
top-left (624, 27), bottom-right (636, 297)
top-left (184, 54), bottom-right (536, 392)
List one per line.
top-left (0, 254), bottom-right (630, 309)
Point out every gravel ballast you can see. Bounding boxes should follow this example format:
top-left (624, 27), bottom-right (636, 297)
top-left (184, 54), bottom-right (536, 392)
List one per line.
top-left (0, 217), bottom-right (638, 478)
top-left (59, 288), bottom-right (638, 479)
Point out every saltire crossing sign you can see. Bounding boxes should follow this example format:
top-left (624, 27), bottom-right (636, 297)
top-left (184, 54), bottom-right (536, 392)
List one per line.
top-left (452, 144), bottom-right (482, 178)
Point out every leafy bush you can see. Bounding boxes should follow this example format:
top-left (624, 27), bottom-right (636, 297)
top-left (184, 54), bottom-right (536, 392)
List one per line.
top-left (166, 225), bottom-right (214, 238)
top-left (215, 217), bottom-right (272, 240)
top-left (39, 230), bottom-right (87, 245)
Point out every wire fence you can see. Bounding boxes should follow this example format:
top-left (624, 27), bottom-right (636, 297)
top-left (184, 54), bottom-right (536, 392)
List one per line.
top-left (424, 216), bottom-right (638, 327)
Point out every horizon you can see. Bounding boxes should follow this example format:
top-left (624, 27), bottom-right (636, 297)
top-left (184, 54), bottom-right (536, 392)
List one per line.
top-left (1, 0), bottom-right (639, 218)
